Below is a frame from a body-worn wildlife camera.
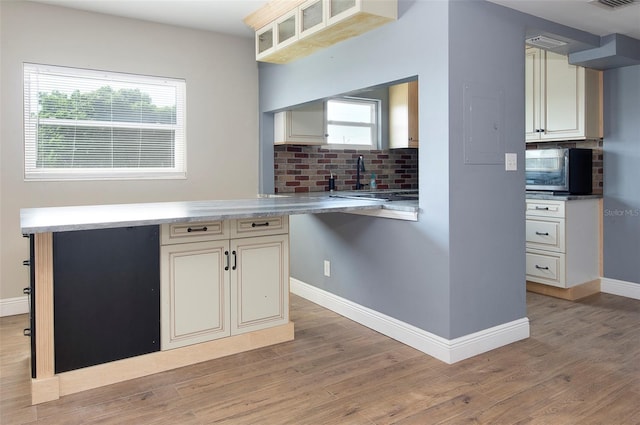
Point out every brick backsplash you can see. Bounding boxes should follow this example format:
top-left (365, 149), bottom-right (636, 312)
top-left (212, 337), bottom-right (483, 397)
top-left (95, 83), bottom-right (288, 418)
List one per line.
top-left (525, 139), bottom-right (604, 194)
top-left (274, 145), bottom-right (418, 193)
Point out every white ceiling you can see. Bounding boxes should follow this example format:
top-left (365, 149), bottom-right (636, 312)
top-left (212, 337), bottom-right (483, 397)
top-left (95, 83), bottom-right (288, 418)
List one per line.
top-left (32, 0), bottom-right (270, 38)
top-left (487, 0), bottom-right (640, 40)
top-left (31, 0), bottom-right (640, 40)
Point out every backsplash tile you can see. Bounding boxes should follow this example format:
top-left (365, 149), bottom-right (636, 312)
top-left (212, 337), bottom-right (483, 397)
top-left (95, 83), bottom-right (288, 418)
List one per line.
top-left (526, 139), bottom-right (603, 194)
top-left (274, 146), bottom-right (418, 193)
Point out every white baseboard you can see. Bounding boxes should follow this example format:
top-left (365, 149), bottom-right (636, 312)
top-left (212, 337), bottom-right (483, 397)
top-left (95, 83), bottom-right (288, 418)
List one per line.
top-left (600, 277), bottom-right (640, 300)
top-left (290, 278), bottom-right (529, 364)
top-left (0, 295), bottom-right (29, 317)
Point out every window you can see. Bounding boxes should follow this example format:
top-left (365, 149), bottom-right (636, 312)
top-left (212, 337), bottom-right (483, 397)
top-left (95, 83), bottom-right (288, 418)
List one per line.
top-left (326, 98), bottom-right (378, 148)
top-left (23, 63), bottom-right (186, 181)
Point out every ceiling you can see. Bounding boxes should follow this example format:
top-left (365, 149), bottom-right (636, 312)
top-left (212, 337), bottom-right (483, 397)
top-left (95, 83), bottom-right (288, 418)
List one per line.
top-left (487, 0), bottom-right (640, 40)
top-left (33, 0), bottom-right (270, 38)
top-left (31, 0), bottom-right (640, 41)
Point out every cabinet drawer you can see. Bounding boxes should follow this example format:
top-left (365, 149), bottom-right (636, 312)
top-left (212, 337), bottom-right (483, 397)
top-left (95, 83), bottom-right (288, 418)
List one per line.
top-left (526, 250), bottom-right (565, 287)
top-left (230, 216), bottom-right (288, 238)
top-left (161, 221), bottom-right (229, 245)
top-left (526, 218), bottom-right (564, 252)
top-left (526, 200), bottom-right (565, 218)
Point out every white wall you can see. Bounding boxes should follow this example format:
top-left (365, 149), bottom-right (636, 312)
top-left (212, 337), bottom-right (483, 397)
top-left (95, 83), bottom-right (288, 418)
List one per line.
top-left (0, 1), bottom-right (259, 300)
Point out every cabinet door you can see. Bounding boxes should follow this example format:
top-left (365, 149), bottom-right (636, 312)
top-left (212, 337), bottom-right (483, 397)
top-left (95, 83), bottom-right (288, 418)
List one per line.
top-left (389, 81), bottom-right (418, 149)
top-left (327, 0), bottom-right (358, 25)
top-left (541, 51), bottom-right (585, 140)
top-left (256, 24), bottom-right (275, 60)
top-left (275, 9), bottom-right (298, 49)
top-left (299, 0), bottom-right (325, 39)
top-left (161, 240), bottom-right (230, 350)
top-left (230, 234), bottom-right (289, 335)
top-left (525, 47), bottom-right (542, 141)
top-left (274, 102), bottom-right (326, 145)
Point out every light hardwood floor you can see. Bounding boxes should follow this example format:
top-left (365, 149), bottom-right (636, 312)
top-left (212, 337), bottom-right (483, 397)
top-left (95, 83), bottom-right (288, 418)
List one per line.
top-left (1, 292), bottom-right (639, 424)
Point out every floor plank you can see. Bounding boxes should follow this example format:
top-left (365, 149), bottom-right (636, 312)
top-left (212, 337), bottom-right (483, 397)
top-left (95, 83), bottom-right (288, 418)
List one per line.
top-left (1, 292), bottom-right (638, 424)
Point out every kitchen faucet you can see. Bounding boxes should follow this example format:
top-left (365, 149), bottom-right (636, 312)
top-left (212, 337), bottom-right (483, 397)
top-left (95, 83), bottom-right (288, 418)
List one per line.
top-left (356, 155), bottom-right (366, 190)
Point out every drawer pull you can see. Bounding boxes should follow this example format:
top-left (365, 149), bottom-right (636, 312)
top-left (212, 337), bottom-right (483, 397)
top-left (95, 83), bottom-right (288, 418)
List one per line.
top-left (24, 328), bottom-right (31, 337)
top-left (534, 206), bottom-right (549, 211)
top-left (22, 259), bottom-right (30, 266)
top-left (535, 265), bottom-right (550, 271)
top-left (232, 250), bottom-right (237, 271)
top-left (224, 251), bottom-right (230, 271)
top-left (251, 222), bottom-right (270, 228)
top-left (187, 226), bottom-right (208, 233)
top-left (535, 231), bottom-right (550, 236)
top-left (23, 287), bottom-right (31, 295)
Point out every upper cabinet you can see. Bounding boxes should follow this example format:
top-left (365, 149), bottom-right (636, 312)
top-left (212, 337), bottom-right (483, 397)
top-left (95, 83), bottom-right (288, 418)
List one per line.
top-left (247, 0), bottom-right (397, 64)
top-left (274, 101), bottom-right (326, 145)
top-left (389, 80), bottom-right (419, 149)
top-left (526, 47), bottom-right (602, 142)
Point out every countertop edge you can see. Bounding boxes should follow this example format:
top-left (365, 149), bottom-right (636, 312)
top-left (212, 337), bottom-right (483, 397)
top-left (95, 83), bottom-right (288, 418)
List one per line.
top-left (525, 193), bottom-right (603, 201)
top-left (20, 197), bottom-right (418, 234)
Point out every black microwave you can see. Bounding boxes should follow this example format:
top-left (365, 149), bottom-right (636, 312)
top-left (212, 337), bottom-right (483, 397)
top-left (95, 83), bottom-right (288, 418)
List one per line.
top-left (525, 148), bottom-right (592, 194)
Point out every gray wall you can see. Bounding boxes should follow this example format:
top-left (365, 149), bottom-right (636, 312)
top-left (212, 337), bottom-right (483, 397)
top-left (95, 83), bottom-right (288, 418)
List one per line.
top-left (603, 65), bottom-right (640, 285)
top-left (0, 1), bottom-right (259, 300)
top-left (260, 0), bottom-right (532, 339)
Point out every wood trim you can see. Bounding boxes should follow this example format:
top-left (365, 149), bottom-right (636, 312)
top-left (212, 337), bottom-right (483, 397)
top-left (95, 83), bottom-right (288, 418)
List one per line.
top-left (243, 0), bottom-right (306, 30)
top-left (526, 279), bottom-right (600, 301)
top-left (32, 232), bottom-right (59, 404)
top-left (31, 376), bottom-right (60, 405)
top-left (46, 322), bottom-right (294, 402)
top-left (34, 233), bottom-right (54, 378)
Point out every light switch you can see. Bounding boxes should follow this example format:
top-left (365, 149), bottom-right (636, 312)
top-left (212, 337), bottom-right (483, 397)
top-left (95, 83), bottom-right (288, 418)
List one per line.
top-left (505, 153), bottom-right (517, 171)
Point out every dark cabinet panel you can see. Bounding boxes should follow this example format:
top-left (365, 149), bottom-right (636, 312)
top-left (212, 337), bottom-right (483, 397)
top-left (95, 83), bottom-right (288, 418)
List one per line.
top-left (53, 226), bottom-right (160, 373)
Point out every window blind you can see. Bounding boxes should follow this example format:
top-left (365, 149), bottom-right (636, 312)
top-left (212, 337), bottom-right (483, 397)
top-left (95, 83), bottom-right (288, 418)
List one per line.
top-left (23, 63), bottom-right (186, 181)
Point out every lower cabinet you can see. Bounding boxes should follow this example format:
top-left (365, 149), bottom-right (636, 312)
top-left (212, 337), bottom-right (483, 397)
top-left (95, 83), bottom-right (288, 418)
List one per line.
top-left (160, 217), bottom-right (289, 350)
top-left (525, 199), bottom-right (599, 288)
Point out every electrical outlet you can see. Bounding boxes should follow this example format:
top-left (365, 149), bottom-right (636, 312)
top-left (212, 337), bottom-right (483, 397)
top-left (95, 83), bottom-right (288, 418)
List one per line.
top-left (324, 260), bottom-right (331, 277)
top-left (505, 153), bottom-right (517, 171)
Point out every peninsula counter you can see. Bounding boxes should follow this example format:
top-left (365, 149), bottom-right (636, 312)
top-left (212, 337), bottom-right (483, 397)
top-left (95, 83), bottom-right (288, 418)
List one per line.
top-left (20, 195), bottom-right (416, 404)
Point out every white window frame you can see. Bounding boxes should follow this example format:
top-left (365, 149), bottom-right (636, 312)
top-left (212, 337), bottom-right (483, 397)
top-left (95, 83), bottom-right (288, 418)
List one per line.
top-left (23, 63), bottom-right (186, 181)
top-left (325, 97), bottom-right (379, 149)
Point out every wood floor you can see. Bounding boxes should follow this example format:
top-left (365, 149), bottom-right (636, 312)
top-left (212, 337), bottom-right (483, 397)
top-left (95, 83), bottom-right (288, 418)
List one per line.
top-left (1, 292), bottom-right (639, 424)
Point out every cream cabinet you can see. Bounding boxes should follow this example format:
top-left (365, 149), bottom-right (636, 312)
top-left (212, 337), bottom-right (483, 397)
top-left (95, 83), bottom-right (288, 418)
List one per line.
top-left (249, 0), bottom-right (397, 64)
top-left (389, 80), bottom-right (419, 149)
top-left (274, 102), bottom-right (326, 145)
top-left (161, 217), bottom-right (289, 350)
top-left (525, 199), bottom-right (599, 288)
top-left (525, 48), bottom-right (602, 142)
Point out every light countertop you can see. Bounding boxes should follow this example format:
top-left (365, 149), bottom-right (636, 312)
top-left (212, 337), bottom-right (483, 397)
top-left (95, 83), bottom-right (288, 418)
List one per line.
top-left (525, 192), bottom-right (603, 201)
top-left (20, 193), bottom-right (418, 234)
